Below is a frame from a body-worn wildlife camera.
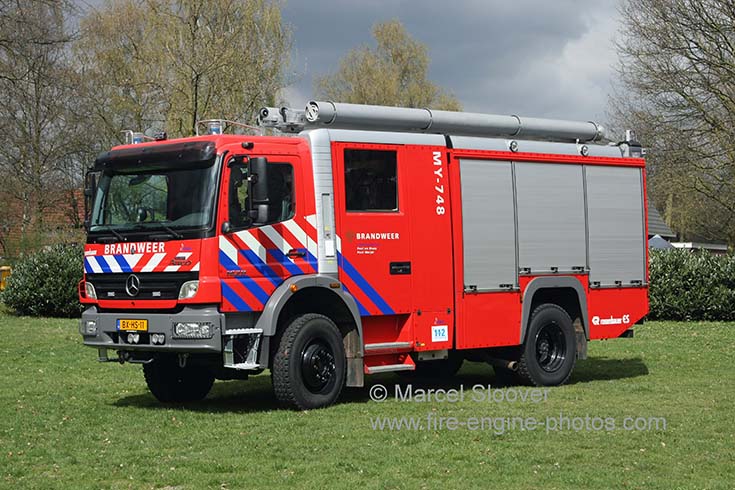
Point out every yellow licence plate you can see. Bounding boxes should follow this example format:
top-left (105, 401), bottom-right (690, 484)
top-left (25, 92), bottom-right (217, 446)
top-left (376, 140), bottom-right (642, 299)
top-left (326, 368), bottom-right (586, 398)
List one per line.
top-left (117, 319), bottom-right (148, 331)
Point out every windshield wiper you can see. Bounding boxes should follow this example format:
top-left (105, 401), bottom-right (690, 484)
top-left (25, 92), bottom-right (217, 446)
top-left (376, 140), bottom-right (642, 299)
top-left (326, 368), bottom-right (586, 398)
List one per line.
top-left (138, 221), bottom-right (183, 240)
top-left (95, 225), bottom-right (126, 242)
top-left (159, 221), bottom-right (183, 239)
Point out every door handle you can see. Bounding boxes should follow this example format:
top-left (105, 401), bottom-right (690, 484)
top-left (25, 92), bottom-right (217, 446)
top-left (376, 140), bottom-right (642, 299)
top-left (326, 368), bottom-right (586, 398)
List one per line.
top-left (286, 249), bottom-right (306, 259)
top-left (390, 261), bottom-right (411, 275)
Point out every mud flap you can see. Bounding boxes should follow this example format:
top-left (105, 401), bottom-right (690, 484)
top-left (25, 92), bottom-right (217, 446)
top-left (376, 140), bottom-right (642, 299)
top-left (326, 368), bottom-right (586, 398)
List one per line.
top-left (574, 318), bottom-right (588, 360)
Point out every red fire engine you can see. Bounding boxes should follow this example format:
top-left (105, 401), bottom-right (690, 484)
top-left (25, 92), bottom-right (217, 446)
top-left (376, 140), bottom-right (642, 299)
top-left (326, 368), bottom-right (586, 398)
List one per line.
top-left (79, 101), bottom-right (649, 409)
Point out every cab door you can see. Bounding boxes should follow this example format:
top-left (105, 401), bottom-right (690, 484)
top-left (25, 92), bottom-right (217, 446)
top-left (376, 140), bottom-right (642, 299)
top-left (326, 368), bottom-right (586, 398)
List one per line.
top-left (217, 147), bottom-right (312, 312)
top-left (332, 143), bottom-right (412, 317)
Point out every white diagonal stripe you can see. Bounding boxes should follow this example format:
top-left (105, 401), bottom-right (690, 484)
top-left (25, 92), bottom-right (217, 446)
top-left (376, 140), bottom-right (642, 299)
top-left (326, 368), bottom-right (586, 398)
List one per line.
top-left (126, 254), bottom-right (143, 268)
top-left (261, 225), bottom-right (295, 257)
top-left (219, 236), bottom-right (238, 264)
top-left (140, 253), bottom-right (166, 272)
top-left (164, 265), bottom-right (180, 272)
top-left (103, 255), bottom-right (122, 273)
top-left (283, 219), bottom-right (318, 258)
top-left (191, 262), bottom-right (200, 271)
top-left (86, 257), bottom-right (103, 274)
top-left (282, 219), bottom-right (307, 247)
top-left (236, 230), bottom-right (268, 264)
top-left (305, 214), bottom-right (317, 229)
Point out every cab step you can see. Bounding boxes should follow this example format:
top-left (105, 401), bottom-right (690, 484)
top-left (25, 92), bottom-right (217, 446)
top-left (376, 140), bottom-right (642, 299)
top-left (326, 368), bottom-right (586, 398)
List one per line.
top-left (364, 353), bottom-right (416, 374)
top-left (364, 341), bottom-right (413, 354)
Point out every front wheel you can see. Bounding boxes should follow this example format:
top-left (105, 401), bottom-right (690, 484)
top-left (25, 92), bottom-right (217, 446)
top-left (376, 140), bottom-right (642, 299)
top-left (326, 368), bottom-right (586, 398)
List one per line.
top-left (517, 304), bottom-right (576, 386)
top-left (143, 355), bottom-right (214, 403)
top-left (272, 314), bottom-right (346, 410)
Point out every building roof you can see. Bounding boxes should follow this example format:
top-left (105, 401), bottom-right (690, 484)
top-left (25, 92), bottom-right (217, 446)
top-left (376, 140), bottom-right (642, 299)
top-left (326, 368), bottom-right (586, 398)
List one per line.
top-left (648, 205), bottom-right (675, 238)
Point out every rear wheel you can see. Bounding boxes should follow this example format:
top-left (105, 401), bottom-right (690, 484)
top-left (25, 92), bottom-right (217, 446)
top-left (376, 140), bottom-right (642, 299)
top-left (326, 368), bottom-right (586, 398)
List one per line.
top-left (272, 314), bottom-right (346, 410)
top-left (517, 304), bottom-right (576, 386)
top-left (143, 356), bottom-right (214, 403)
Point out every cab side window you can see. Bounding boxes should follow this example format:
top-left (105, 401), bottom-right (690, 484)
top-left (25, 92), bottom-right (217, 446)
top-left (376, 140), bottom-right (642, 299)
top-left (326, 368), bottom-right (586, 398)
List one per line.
top-left (265, 163), bottom-right (295, 223)
top-left (227, 161), bottom-right (295, 230)
top-left (344, 149), bottom-right (398, 212)
top-left (228, 165), bottom-right (249, 228)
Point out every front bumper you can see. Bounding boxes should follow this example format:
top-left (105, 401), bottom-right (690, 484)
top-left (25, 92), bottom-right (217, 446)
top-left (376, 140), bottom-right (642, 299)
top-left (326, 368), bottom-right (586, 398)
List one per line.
top-left (80, 306), bottom-right (223, 353)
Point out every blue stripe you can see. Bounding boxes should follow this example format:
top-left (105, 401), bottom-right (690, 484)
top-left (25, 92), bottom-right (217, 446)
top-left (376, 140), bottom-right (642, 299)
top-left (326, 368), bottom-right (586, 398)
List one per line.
top-left (218, 250), bottom-right (239, 271)
top-left (96, 256), bottom-right (112, 274)
top-left (221, 283), bottom-right (252, 311)
top-left (235, 276), bottom-right (269, 304)
top-left (218, 250), bottom-right (269, 305)
top-left (306, 249), bottom-right (318, 269)
top-left (339, 254), bottom-right (395, 315)
top-left (238, 250), bottom-right (282, 288)
top-left (268, 248), bottom-right (307, 276)
top-left (342, 285), bottom-right (370, 316)
top-left (84, 258), bottom-right (94, 273)
top-left (113, 255), bottom-right (132, 273)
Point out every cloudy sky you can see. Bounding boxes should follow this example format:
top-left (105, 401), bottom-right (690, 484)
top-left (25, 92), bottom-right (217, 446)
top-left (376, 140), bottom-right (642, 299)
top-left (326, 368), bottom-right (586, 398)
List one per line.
top-left (280, 0), bottom-right (622, 123)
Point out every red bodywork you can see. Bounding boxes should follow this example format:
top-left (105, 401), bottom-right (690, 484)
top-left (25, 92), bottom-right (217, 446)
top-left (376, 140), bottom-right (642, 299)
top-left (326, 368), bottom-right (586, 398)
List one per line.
top-left (80, 133), bottom-right (649, 372)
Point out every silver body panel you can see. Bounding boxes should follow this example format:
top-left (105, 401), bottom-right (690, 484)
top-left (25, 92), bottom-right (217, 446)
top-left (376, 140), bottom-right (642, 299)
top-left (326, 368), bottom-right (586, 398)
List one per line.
top-left (515, 163), bottom-right (587, 273)
top-left (459, 159), bottom-right (518, 290)
top-left (456, 157), bottom-right (644, 293)
top-left (304, 129), bottom-right (339, 275)
top-left (586, 166), bottom-right (646, 286)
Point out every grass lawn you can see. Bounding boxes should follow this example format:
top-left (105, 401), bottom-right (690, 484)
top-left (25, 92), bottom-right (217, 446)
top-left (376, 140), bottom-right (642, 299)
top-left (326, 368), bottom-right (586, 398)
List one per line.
top-left (0, 313), bottom-right (733, 489)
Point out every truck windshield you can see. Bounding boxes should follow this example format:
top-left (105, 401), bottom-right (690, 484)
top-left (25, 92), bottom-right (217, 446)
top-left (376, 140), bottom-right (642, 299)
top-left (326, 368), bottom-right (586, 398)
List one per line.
top-left (89, 160), bottom-right (218, 235)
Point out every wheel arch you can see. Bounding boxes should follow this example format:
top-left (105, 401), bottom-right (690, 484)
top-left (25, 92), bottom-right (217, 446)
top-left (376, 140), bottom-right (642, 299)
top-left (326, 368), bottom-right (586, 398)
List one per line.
top-left (254, 274), bottom-right (364, 386)
top-left (520, 276), bottom-right (589, 346)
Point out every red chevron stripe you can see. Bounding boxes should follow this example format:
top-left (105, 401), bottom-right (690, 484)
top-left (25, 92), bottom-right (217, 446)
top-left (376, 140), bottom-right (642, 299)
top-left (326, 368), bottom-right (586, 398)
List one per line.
top-left (338, 266), bottom-right (381, 315)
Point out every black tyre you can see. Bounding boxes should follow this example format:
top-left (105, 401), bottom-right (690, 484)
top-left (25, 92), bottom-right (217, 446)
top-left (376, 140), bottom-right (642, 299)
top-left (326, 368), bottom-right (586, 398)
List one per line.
top-left (403, 352), bottom-right (464, 379)
top-left (272, 314), bottom-right (346, 410)
top-left (517, 304), bottom-right (576, 386)
top-left (143, 356), bottom-right (214, 403)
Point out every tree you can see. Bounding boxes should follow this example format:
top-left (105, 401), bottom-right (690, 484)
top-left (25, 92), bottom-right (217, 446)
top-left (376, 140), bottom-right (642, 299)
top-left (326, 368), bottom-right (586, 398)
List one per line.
top-left (614, 0), bottom-right (735, 244)
top-left (315, 20), bottom-right (461, 111)
top-left (76, 0), bottom-right (291, 140)
top-left (0, 1), bottom-right (84, 256)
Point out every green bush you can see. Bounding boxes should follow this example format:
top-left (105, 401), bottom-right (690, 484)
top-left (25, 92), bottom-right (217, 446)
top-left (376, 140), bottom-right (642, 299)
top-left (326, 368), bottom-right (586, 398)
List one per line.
top-left (1, 244), bottom-right (84, 318)
top-left (649, 249), bottom-right (735, 321)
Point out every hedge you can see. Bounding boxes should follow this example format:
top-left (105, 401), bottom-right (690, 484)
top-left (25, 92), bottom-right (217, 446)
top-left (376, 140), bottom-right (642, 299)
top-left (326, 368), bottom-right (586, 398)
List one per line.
top-left (2, 243), bottom-right (734, 321)
top-left (1, 244), bottom-right (84, 318)
top-left (648, 249), bottom-right (735, 321)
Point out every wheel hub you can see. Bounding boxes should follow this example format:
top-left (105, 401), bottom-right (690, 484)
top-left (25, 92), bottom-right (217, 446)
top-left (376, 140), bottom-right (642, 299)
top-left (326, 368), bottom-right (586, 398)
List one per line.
top-left (535, 322), bottom-right (567, 373)
top-left (301, 341), bottom-right (336, 392)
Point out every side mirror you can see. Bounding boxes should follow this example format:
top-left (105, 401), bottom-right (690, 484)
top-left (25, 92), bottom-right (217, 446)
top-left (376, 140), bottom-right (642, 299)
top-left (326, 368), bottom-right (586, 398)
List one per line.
top-left (83, 171), bottom-right (99, 230)
top-left (249, 157), bottom-right (270, 224)
top-left (249, 157), bottom-right (269, 205)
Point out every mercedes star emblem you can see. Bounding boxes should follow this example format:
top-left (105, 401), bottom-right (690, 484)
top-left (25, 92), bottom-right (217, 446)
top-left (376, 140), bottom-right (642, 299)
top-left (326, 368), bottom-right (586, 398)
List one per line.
top-left (125, 274), bottom-right (141, 297)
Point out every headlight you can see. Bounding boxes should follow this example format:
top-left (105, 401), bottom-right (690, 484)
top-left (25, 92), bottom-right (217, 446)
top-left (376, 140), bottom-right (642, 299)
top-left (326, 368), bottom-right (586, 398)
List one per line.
top-left (85, 282), bottom-right (97, 300)
top-left (178, 280), bottom-right (199, 300)
top-left (173, 322), bottom-right (213, 339)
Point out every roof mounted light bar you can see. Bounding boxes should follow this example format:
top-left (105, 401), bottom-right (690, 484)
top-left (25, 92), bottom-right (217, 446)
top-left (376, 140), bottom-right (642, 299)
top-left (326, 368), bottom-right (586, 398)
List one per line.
top-left (259, 101), bottom-right (608, 143)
